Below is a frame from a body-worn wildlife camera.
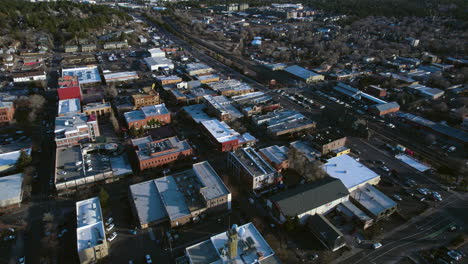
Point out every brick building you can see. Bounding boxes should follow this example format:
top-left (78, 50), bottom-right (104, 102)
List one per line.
top-left (57, 75), bottom-right (83, 101)
top-left (124, 104), bottom-right (171, 129)
top-left (83, 101), bottom-right (112, 117)
top-left (131, 90), bottom-right (160, 109)
top-left (227, 147), bottom-right (282, 193)
top-left (130, 136), bottom-right (193, 171)
top-left (0, 102), bottom-right (15, 124)
top-left (200, 119), bottom-right (256, 152)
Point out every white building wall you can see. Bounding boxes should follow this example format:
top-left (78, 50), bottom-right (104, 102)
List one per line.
top-left (297, 195), bottom-right (349, 224)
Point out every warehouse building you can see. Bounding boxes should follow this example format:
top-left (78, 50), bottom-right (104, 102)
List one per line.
top-left (227, 147), bottom-right (281, 193)
top-left (252, 110), bottom-right (316, 137)
top-left (185, 63), bottom-right (213, 76)
top-left (407, 84), bottom-right (445, 100)
top-left (12, 70), bottom-right (47, 83)
top-left (129, 161), bottom-right (231, 228)
top-left (130, 136), bottom-right (193, 171)
top-left (76, 197), bottom-right (108, 264)
top-left (206, 79), bottom-right (254, 96)
top-left (148, 48), bottom-right (165, 58)
top-left (267, 177), bottom-right (349, 224)
top-left (156, 75), bottom-right (182, 86)
top-left (144, 57), bottom-right (174, 71)
top-left (283, 65), bottom-right (325, 83)
top-left (350, 184), bottom-right (397, 220)
top-left (323, 154), bottom-right (380, 192)
top-left (369, 102), bottom-right (400, 116)
top-left (103, 71), bottom-right (139, 83)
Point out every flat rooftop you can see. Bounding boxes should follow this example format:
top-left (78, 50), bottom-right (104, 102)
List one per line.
top-left (284, 65), bottom-right (322, 80)
top-left (201, 119), bottom-right (240, 143)
top-left (206, 79), bottom-right (253, 93)
top-left (124, 104), bottom-right (169, 123)
top-left (259, 145), bottom-right (289, 165)
top-left (129, 179), bottom-right (169, 226)
top-left (55, 113), bottom-right (93, 138)
top-left (253, 110), bottom-right (315, 134)
top-left (103, 71), bottom-right (139, 83)
top-left (76, 197), bottom-right (106, 252)
top-left (155, 175), bottom-right (192, 222)
top-left (309, 129), bottom-right (345, 146)
top-left (82, 101), bottom-right (111, 112)
top-left (58, 98), bottom-right (81, 116)
top-left (183, 104), bottom-right (212, 124)
top-left (290, 141), bottom-right (321, 161)
top-left (55, 146), bottom-right (85, 181)
top-left (0, 173), bottom-right (23, 207)
top-left (186, 222), bottom-right (276, 264)
top-left (204, 95), bottom-right (243, 119)
top-left (231, 91), bottom-right (273, 106)
top-left (131, 136), bottom-right (191, 162)
top-left (62, 66), bottom-right (101, 84)
top-left (231, 147), bottom-right (276, 177)
top-left (185, 63), bottom-right (213, 73)
top-left (323, 154), bottom-right (380, 190)
top-left (350, 184), bottom-right (397, 217)
top-left (0, 148), bottom-right (32, 174)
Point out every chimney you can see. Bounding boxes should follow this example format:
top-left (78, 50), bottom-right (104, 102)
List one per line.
top-left (227, 225), bottom-right (238, 259)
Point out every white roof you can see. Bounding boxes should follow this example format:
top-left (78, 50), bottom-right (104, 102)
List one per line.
top-left (76, 197), bottom-right (106, 252)
top-left (395, 154), bottom-right (430, 172)
top-left (201, 119), bottom-right (240, 143)
top-left (0, 173), bottom-right (23, 207)
top-left (62, 65), bottom-right (101, 84)
top-left (104, 71), bottom-right (139, 82)
top-left (259, 145), bottom-right (289, 165)
top-left (58, 99), bottom-right (81, 116)
top-left (148, 48), bottom-right (165, 57)
top-left (0, 148), bottom-right (32, 173)
top-left (183, 104), bottom-right (212, 124)
top-left (323, 154), bottom-right (380, 190)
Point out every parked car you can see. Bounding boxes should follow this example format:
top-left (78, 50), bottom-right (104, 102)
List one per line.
top-left (372, 243), bottom-right (382, 249)
top-left (308, 253), bottom-right (319, 261)
top-left (447, 250), bottom-right (462, 260)
top-left (58, 228), bottom-right (68, 238)
top-left (145, 254), bottom-right (152, 264)
top-left (381, 166), bottom-right (390, 172)
top-left (392, 194), bottom-right (402, 201)
top-left (18, 257), bottom-right (25, 264)
top-left (107, 232), bottom-right (117, 242)
top-left (106, 223), bottom-right (115, 232)
top-left (105, 218), bottom-right (114, 226)
top-left (431, 191), bottom-right (442, 201)
top-left (418, 188), bottom-right (429, 195)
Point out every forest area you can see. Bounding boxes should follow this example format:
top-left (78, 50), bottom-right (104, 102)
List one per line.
top-left (0, 0), bottom-right (132, 44)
